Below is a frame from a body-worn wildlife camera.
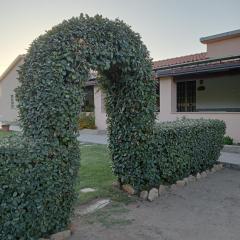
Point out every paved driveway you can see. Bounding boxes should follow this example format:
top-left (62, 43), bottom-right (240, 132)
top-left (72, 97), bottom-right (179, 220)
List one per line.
top-left (71, 168), bottom-right (240, 240)
top-left (78, 133), bottom-right (107, 145)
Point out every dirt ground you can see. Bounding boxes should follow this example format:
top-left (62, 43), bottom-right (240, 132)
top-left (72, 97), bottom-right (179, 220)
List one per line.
top-left (70, 168), bottom-right (240, 240)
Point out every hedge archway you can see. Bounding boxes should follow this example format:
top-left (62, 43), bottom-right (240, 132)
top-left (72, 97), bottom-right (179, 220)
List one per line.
top-left (15, 14), bottom-right (156, 236)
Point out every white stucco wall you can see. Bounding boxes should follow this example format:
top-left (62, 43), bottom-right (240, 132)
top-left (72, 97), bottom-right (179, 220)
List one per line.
top-left (94, 86), bottom-right (107, 130)
top-left (196, 75), bottom-right (240, 110)
top-left (0, 59), bottom-right (23, 123)
top-left (206, 36), bottom-right (240, 58)
top-left (94, 77), bottom-right (240, 142)
top-left (157, 77), bottom-right (240, 142)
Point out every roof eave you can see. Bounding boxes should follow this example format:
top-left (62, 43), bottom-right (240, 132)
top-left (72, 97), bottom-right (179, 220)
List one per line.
top-left (156, 63), bottom-right (240, 78)
top-left (200, 29), bottom-right (240, 44)
top-left (0, 55), bottom-right (25, 82)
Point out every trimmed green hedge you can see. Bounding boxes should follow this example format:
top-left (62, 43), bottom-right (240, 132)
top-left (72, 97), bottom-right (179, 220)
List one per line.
top-left (0, 14), bottom-right (226, 238)
top-left (1, 14), bottom-right (155, 238)
top-left (0, 135), bottom-right (80, 239)
top-left (152, 119), bottom-right (225, 185)
top-left (116, 118), bottom-right (225, 190)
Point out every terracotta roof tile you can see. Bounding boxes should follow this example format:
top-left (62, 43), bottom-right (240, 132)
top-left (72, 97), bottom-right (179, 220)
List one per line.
top-left (153, 52), bottom-right (208, 69)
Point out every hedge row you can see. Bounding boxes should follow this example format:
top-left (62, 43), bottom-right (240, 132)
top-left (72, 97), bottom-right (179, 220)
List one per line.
top-left (0, 135), bottom-right (80, 239)
top-left (152, 119), bottom-right (226, 185)
top-left (0, 14), bottom-right (226, 239)
top-left (109, 118), bottom-right (225, 191)
top-left (8, 14), bottom-right (155, 238)
top-left (117, 118), bottom-right (225, 190)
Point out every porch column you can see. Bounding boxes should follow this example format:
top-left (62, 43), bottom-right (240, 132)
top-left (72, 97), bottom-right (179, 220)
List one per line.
top-left (159, 76), bottom-right (176, 115)
top-left (94, 86), bottom-right (107, 130)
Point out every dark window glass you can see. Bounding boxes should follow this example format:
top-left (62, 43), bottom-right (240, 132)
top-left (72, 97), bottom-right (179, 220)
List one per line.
top-left (177, 81), bottom-right (196, 112)
top-left (82, 86), bottom-right (94, 112)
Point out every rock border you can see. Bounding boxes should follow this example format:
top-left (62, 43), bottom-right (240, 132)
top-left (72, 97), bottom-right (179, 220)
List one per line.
top-left (121, 164), bottom-right (224, 202)
top-left (39, 227), bottom-right (73, 240)
top-left (40, 164), bottom-right (224, 239)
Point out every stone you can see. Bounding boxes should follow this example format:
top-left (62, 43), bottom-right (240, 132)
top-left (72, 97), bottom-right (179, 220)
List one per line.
top-left (68, 223), bottom-right (77, 234)
top-left (170, 184), bottom-right (177, 191)
top-left (112, 181), bottom-right (120, 188)
top-left (216, 164), bottom-right (223, 170)
top-left (148, 188), bottom-right (159, 201)
top-left (122, 184), bottom-right (135, 195)
top-left (140, 190), bottom-right (148, 200)
top-left (50, 230), bottom-right (71, 240)
top-left (211, 167), bottom-right (216, 173)
top-left (213, 164), bottom-right (219, 171)
top-left (183, 178), bottom-right (189, 184)
top-left (77, 199), bottom-right (110, 216)
top-left (196, 173), bottom-right (201, 180)
top-left (218, 164), bottom-right (223, 170)
top-left (206, 169), bottom-right (210, 174)
top-left (176, 180), bottom-right (186, 187)
top-left (201, 171), bottom-right (207, 178)
top-left (159, 185), bottom-right (166, 195)
top-left (188, 175), bottom-right (196, 182)
top-left (80, 188), bottom-right (95, 193)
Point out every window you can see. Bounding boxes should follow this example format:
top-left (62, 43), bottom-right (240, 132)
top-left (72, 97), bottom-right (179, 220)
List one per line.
top-left (177, 81), bottom-right (196, 112)
top-left (82, 86), bottom-right (94, 112)
top-left (10, 94), bottom-right (15, 109)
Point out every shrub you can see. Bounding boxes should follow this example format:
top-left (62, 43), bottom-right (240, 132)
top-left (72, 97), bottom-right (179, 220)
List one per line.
top-left (0, 135), bottom-right (80, 239)
top-left (112, 118), bottom-right (225, 190)
top-left (151, 119), bottom-right (225, 185)
top-left (2, 14), bottom-right (154, 238)
top-left (223, 135), bottom-right (233, 145)
top-left (79, 113), bottom-right (96, 129)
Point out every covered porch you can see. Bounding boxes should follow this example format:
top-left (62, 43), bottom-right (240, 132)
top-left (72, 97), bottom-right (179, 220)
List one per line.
top-left (156, 55), bottom-right (240, 142)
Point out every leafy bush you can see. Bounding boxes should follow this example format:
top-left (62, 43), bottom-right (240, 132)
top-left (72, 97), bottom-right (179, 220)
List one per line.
top-left (152, 119), bottom-right (225, 185)
top-left (110, 118), bottom-right (225, 191)
top-left (223, 135), bottom-right (234, 145)
top-left (2, 14), bottom-right (154, 238)
top-left (79, 113), bottom-right (96, 129)
top-left (0, 135), bottom-right (80, 239)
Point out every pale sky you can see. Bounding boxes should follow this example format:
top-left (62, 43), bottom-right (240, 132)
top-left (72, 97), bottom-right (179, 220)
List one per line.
top-left (0, 0), bottom-right (240, 75)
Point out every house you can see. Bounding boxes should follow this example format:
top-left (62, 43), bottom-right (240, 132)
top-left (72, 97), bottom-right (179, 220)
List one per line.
top-left (0, 55), bottom-right (95, 125)
top-left (153, 29), bottom-right (240, 142)
top-left (95, 29), bottom-right (240, 142)
top-left (0, 55), bottom-right (24, 124)
top-left (0, 29), bottom-right (240, 142)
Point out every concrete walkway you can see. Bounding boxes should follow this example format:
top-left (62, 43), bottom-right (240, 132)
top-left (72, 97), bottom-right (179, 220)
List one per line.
top-left (78, 130), bottom-right (108, 145)
top-left (219, 152), bottom-right (240, 169)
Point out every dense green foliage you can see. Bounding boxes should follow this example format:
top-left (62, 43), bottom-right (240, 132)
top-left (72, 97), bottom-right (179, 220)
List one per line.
top-left (79, 113), bottom-right (96, 129)
top-left (0, 14), bottom-right (225, 239)
top-left (223, 135), bottom-right (234, 145)
top-left (0, 135), bottom-right (80, 239)
top-left (152, 119), bottom-right (225, 185)
top-left (0, 14), bottom-right (155, 238)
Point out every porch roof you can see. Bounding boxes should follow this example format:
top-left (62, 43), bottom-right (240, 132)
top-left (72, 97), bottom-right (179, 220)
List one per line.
top-left (155, 55), bottom-right (240, 78)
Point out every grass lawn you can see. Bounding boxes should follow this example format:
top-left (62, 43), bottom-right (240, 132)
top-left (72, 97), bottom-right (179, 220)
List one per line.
top-left (0, 130), bottom-right (13, 138)
top-left (77, 144), bottom-right (133, 205)
top-left (0, 132), bottom-right (131, 205)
